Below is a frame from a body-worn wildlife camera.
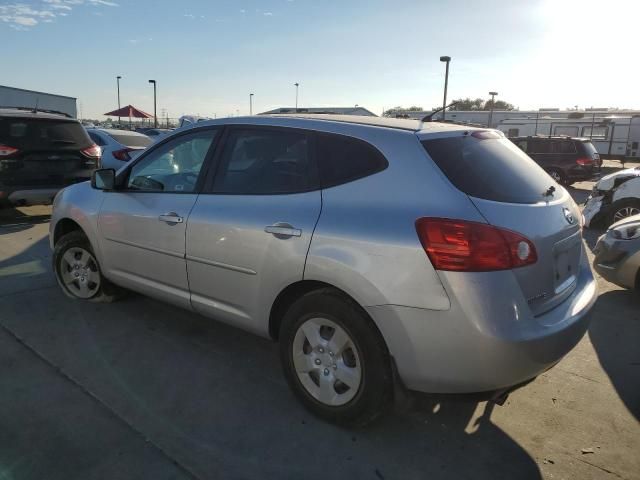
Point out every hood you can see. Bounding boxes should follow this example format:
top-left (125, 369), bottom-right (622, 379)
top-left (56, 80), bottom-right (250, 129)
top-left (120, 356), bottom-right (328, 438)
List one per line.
top-left (596, 167), bottom-right (640, 191)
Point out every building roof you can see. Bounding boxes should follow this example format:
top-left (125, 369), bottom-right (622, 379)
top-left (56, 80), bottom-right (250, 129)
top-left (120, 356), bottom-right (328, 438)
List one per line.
top-left (0, 85), bottom-right (76, 100)
top-left (260, 106), bottom-right (377, 117)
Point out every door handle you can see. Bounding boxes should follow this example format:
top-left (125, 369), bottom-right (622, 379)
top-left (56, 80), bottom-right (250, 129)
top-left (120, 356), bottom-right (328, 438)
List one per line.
top-left (158, 212), bottom-right (184, 224)
top-left (264, 224), bottom-right (302, 238)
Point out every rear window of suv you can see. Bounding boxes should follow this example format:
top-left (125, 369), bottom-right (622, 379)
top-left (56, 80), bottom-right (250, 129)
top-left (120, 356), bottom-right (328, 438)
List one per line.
top-left (0, 118), bottom-right (92, 150)
top-left (421, 132), bottom-right (555, 204)
top-left (108, 132), bottom-right (152, 148)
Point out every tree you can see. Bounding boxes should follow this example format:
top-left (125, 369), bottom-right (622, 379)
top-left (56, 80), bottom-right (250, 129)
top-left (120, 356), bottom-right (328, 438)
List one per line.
top-left (383, 106), bottom-right (423, 117)
top-left (444, 97), bottom-right (516, 111)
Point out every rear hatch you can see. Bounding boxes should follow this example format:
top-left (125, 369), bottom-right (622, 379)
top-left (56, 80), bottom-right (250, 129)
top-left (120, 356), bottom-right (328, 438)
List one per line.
top-left (421, 131), bottom-right (583, 316)
top-left (0, 116), bottom-right (96, 186)
top-left (580, 140), bottom-right (601, 168)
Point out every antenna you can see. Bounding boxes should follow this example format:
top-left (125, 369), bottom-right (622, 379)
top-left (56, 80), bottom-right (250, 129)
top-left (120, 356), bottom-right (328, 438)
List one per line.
top-left (422, 101), bottom-right (459, 122)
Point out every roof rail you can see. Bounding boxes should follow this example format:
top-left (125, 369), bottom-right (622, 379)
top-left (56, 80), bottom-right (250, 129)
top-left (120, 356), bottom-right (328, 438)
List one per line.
top-left (0, 106), bottom-right (72, 118)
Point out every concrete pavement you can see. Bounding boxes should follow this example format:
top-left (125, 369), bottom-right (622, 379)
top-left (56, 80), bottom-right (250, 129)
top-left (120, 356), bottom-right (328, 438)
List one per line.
top-left (0, 195), bottom-right (638, 479)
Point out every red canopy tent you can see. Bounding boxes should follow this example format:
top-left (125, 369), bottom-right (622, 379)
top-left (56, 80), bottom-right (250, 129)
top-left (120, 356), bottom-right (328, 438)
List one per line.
top-left (104, 105), bottom-right (153, 127)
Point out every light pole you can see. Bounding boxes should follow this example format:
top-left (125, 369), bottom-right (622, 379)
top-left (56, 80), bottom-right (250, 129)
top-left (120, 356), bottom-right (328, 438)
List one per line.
top-left (249, 93), bottom-right (254, 115)
top-left (488, 91), bottom-right (498, 128)
top-left (116, 76), bottom-right (121, 126)
top-left (439, 56), bottom-right (451, 121)
top-left (148, 79), bottom-right (157, 128)
top-left (294, 82), bottom-right (299, 111)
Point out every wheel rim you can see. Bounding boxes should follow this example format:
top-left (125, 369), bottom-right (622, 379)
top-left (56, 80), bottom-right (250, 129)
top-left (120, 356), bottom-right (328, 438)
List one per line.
top-left (59, 247), bottom-right (101, 299)
top-left (613, 206), bottom-right (640, 222)
top-left (292, 317), bottom-right (362, 407)
top-left (550, 171), bottom-right (562, 182)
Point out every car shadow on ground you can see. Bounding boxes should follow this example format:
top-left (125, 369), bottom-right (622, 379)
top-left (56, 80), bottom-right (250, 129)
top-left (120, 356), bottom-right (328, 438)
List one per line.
top-left (588, 289), bottom-right (640, 421)
top-left (0, 234), bottom-right (543, 480)
top-left (0, 206), bottom-right (51, 235)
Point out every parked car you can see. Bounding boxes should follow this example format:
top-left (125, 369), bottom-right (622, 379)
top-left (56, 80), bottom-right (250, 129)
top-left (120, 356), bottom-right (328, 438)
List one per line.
top-left (510, 136), bottom-right (601, 185)
top-left (0, 108), bottom-right (100, 206)
top-left (583, 167), bottom-right (640, 228)
top-left (593, 214), bottom-right (640, 289)
top-left (49, 115), bottom-right (597, 425)
top-left (144, 128), bottom-right (173, 139)
top-left (87, 128), bottom-right (152, 170)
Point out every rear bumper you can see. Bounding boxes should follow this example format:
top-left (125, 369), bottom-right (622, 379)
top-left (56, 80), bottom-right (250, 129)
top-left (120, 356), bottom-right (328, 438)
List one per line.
top-left (2, 187), bottom-right (61, 205)
top-left (367, 251), bottom-right (597, 394)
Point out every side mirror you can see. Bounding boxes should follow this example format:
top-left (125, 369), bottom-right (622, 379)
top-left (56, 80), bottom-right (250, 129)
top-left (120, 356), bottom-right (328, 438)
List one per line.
top-left (91, 168), bottom-right (116, 190)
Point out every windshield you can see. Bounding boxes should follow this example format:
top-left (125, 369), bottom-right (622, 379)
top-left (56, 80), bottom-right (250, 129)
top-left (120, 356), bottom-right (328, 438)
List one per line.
top-left (422, 134), bottom-right (556, 204)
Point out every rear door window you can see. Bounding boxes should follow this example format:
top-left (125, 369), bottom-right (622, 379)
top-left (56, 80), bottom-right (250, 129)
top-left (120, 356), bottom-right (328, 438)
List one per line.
top-left (552, 141), bottom-right (576, 154)
top-left (421, 133), bottom-right (554, 204)
top-left (316, 133), bottom-right (388, 188)
top-left (211, 128), bottom-right (318, 194)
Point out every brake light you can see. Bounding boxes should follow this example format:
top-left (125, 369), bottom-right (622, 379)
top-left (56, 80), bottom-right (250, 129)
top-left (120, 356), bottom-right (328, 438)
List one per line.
top-left (81, 144), bottom-right (101, 158)
top-left (112, 148), bottom-right (135, 161)
top-left (0, 144), bottom-right (18, 157)
top-left (415, 218), bottom-right (537, 272)
top-left (576, 157), bottom-right (593, 165)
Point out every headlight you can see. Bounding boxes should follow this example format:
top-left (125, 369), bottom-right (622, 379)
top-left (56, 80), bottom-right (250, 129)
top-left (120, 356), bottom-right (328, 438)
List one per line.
top-left (610, 221), bottom-right (640, 240)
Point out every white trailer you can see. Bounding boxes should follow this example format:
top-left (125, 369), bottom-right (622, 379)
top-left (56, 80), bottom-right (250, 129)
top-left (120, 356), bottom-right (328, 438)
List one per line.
top-left (498, 116), bottom-right (640, 160)
top-left (0, 85), bottom-right (77, 118)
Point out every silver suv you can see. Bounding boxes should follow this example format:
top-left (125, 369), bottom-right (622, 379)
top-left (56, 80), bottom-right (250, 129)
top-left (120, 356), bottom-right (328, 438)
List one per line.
top-left (50, 115), bottom-right (597, 425)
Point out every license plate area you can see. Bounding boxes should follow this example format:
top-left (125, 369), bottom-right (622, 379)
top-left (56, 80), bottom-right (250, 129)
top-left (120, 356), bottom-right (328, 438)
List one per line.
top-left (553, 231), bottom-right (582, 295)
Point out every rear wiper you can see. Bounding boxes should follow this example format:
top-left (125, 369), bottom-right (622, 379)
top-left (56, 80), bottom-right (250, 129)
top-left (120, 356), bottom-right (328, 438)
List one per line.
top-left (543, 185), bottom-right (556, 197)
top-left (51, 139), bottom-right (76, 144)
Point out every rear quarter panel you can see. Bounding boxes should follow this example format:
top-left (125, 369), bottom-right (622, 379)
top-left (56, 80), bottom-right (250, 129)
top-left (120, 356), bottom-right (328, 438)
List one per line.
top-left (305, 128), bottom-right (485, 310)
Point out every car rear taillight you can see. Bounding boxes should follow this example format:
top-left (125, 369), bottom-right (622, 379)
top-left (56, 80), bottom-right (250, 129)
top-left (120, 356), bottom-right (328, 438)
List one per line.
top-left (0, 144), bottom-right (18, 157)
top-left (81, 144), bottom-right (101, 158)
top-left (112, 148), bottom-right (135, 161)
top-left (576, 157), bottom-right (593, 166)
top-left (415, 218), bottom-right (537, 272)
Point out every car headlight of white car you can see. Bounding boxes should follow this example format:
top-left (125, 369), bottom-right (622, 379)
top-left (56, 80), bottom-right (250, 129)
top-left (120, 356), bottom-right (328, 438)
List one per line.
top-left (610, 221), bottom-right (640, 240)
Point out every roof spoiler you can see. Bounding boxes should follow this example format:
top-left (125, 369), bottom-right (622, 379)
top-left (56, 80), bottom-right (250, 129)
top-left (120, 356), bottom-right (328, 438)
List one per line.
top-left (421, 102), bottom-right (459, 122)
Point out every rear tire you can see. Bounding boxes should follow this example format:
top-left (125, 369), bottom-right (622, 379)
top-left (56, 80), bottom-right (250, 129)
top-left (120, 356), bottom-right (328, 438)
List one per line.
top-left (607, 198), bottom-right (640, 227)
top-left (279, 288), bottom-right (393, 427)
top-left (53, 230), bottom-right (124, 303)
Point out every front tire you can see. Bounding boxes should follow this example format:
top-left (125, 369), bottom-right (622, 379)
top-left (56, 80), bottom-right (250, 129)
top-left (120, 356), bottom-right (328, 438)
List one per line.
top-left (279, 288), bottom-right (393, 427)
top-left (53, 230), bottom-right (123, 303)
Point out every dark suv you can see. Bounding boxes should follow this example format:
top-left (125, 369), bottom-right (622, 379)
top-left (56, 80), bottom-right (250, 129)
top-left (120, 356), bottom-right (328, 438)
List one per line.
top-left (510, 136), bottom-right (600, 185)
top-left (0, 108), bottom-right (100, 206)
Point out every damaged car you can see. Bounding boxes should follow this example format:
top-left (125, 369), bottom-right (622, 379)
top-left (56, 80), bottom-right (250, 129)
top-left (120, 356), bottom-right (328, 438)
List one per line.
top-left (583, 166), bottom-right (640, 228)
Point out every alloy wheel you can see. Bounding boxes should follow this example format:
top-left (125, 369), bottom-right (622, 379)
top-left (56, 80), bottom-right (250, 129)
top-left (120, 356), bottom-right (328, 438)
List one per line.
top-left (613, 206), bottom-right (640, 223)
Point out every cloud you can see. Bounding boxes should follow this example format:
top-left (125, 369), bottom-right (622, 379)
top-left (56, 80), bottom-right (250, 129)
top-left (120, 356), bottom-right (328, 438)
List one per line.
top-left (263, 11), bottom-right (273, 16)
top-left (2, 0), bottom-right (117, 30)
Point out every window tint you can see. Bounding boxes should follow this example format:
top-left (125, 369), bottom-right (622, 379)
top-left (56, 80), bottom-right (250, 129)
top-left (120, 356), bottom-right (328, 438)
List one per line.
top-left (109, 132), bottom-right (152, 148)
top-left (507, 128), bottom-right (519, 137)
top-left (316, 133), bottom-right (388, 188)
top-left (552, 141), bottom-right (576, 154)
top-left (513, 140), bottom-right (528, 152)
top-left (127, 129), bottom-right (217, 192)
top-left (212, 128), bottom-right (316, 194)
top-left (529, 140), bottom-right (549, 154)
top-left (0, 118), bottom-right (91, 149)
top-left (422, 134), bottom-right (554, 204)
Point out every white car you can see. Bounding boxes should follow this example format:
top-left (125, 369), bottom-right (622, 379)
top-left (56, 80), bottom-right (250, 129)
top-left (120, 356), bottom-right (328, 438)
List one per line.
top-left (583, 166), bottom-right (640, 228)
top-left (87, 129), bottom-right (152, 170)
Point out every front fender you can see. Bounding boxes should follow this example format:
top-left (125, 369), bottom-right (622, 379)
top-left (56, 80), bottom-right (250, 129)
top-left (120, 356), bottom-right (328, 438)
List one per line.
top-left (612, 176), bottom-right (640, 203)
top-left (50, 182), bottom-right (106, 263)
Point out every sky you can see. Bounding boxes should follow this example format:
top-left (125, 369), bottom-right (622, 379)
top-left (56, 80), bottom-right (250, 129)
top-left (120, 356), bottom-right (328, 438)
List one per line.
top-left (1, 0), bottom-right (638, 119)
